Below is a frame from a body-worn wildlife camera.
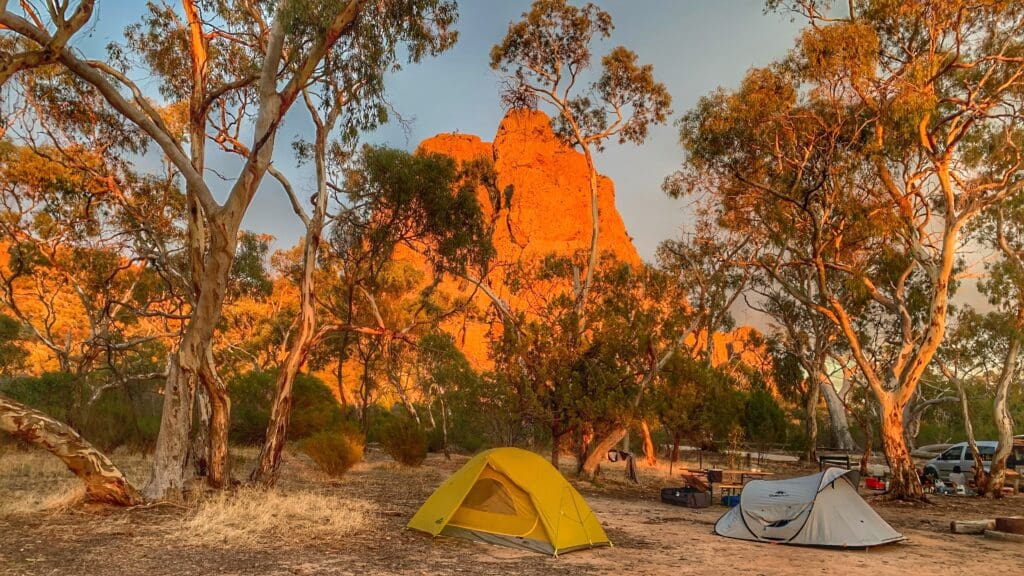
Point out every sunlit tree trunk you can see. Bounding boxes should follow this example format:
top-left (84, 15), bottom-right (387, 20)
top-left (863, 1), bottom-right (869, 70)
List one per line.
top-left (878, 396), bottom-right (922, 499)
top-left (640, 420), bottom-right (658, 467)
top-left (577, 144), bottom-right (600, 316)
top-left (954, 375), bottom-right (991, 494)
top-left (146, 226), bottom-right (238, 498)
top-left (580, 426), bottom-right (626, 480)
top-left (989, 337), bottom-right (1019, 497)
top-left (0, 394), bottom-right (141, 506)
top-left (251, 207), bottom-right (322, 485)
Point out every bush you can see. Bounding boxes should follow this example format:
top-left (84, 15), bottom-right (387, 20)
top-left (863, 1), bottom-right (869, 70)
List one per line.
top-left (1, 372), bottom-right (77, 423)
top-left (380, 417), bottom-right (427, 466)
top-left (299, 427), bottom-right (365, 478)
top-left (228, 371), bottom-right (344, 445)
top-left (1, 372), bottom-right (161, 452)
top-left (80, 383), bottom-right (161, 452)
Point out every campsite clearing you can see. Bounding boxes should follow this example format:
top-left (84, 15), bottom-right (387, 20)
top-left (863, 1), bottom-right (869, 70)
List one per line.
top-left (1, 448), bottom-right (1023, 576)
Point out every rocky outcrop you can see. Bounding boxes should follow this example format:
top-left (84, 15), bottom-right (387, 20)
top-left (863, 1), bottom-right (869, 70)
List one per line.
top-left (414, 110), bottom-right (640, 367)
top-left (418, 109), bottom-right (640, 268)
top-left (410, 111), bottom-right (767, 379)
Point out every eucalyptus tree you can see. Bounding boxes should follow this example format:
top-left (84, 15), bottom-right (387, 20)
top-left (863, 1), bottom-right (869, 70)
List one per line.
top-left (678, 1), bottom-right (1024, 499)
top-left (251, 143), bottom-right (496, 484)
top-left (751, 270), bottom-right (857, 460)
top-left (0, 56), bottom-right (192, 503)
top-left (962, 191), bottom-right (1024, 495)
top-left (936, 309), bottom-right (1017, 496)
top-left (490, 0), bottom-right (671, 323)
top-left (1, 0), bottom-right (460, 500)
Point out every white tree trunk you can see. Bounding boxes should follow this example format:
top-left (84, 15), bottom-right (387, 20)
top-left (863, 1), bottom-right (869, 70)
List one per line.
top-left (820, 379), bottom-right (856, 451)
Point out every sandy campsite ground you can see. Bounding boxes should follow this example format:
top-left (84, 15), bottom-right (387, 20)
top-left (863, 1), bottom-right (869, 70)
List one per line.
top-left (1, 447), bottom-right (1023, 576)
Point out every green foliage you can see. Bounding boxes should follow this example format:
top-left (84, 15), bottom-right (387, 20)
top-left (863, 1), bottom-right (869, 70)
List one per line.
top-left (416, 333), bottom-right (499, 452)
top-left (339, 146), bottom-right (496, 277)
top-left (228, 371), bottom-right (344, 445)
top-left (299, 426), bottom-right (365, 478)
top-left (742, 380), bottom-right (787, 449)
top-left (0, 314), bottom-right (27, 376)
top-left (0, 372), bottom-right (162, 452)
top-left (380, 416), bottom-right (428, 466)
top-left (81, 382), bottom-right (162, 452)
top-left (1, 372), bottom-right (78, 423)
top-left (228, 232), bottom-right (274, 300)
top-left (490, 0), bottom-right (670, 149)
top-left (652, 355), bottom-right (744, 449)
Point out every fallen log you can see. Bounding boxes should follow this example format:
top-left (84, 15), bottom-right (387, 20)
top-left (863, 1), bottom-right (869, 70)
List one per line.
top-left (950, 519), bottom-right (995, 534)
top-left (0, 394), bottom-right (141, 506)
top-left (984, 530), bottom-right (1024, 544)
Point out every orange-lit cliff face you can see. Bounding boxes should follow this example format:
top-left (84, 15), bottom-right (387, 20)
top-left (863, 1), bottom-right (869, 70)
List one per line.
top-left (397, 110), bottom-right (767, 383)
top-left (412, 110), bottom-right (640, 367)
top-left (418, 109), bottom-right (641, 267)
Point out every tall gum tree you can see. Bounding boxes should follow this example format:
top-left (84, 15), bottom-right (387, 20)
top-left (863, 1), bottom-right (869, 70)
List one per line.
top-left (678, 1), bottom-right (1024, 499)
top-left (0, 66), bottom-right (186, 504)
top-left (490, 0), bottom-right (671, 323)
top-left (967, 194), bottom-right (1024, 495)
top-left (0, 0), bottom-right (459, 500)
top-left (490, 2), bottom-right (669, 471)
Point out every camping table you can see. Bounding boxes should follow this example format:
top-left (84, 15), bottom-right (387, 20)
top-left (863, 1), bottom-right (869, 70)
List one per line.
top-left (709, 470), bottom-right (761, 499)
top-left (740, 471), bottom-right (773, 484)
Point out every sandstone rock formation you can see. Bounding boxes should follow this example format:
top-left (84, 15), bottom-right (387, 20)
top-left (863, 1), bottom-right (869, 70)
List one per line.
top-left (414, 109), bottom-right (640, 367)
top-left (399, 110), bottom-right (768, 383)
top-left (418, 109), bottom-right (640, 268)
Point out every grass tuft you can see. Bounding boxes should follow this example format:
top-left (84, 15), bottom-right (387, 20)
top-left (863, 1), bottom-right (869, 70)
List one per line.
top-left (180, 486), bottom-right (373, 548)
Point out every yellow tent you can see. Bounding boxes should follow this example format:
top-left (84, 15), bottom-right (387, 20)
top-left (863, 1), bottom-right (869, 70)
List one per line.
top-left (407, 447), bottom-right (611, 555)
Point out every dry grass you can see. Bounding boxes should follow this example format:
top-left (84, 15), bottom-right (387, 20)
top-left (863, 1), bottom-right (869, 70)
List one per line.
top-left (0, 479), bottom-right (85, 515)
top-left (0, 449), bottom-right (83, 516)
top-left (178, 485), bottom-right (374, 548)
top-left (0, 446), bottom-right (150, 517)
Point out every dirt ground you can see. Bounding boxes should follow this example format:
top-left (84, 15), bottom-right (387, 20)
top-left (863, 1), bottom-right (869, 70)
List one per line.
top-left (1, 448), bottom-right (1022, 576)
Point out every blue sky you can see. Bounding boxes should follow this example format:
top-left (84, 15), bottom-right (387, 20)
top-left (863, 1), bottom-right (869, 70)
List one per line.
top-left (69, 0), bottom-right (804, 264)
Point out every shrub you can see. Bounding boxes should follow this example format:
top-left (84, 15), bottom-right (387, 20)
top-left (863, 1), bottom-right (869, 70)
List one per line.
top-left (1, 372), bottom-right (77, 423)
top-left (227, 371), bottom-right (274, 445)
top-left (80, 384), bottom-right (161, 452)
top-left (1, 373), bottom-right (161, 452)
top-left (228, 370), bottom-right (344, 445)
top-left (299, 427), bottom-right (365, 478)
top-left (380, 417), bottom-right (427, 466)
top-left (290, 375), bottom-right (345, 438)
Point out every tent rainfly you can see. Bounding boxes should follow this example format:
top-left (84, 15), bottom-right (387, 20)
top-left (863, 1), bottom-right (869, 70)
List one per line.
top-left (407, 447), bottom-right (610, 555)
top-left (714, 468), bottom-right (904, 548)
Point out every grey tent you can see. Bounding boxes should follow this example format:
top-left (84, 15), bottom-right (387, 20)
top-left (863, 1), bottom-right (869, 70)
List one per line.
top-left (714, 468), bottom-right (904, 548)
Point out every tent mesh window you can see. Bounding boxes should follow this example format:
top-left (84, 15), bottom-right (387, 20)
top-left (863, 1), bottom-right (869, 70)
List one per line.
top-left (462, 478), bottom-right (517, 515)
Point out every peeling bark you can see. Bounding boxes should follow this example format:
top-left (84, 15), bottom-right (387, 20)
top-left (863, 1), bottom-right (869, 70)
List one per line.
top-left (989, 337), bottom-right (1019, 497)
top-left (879, 398), bottom-right (923, 499)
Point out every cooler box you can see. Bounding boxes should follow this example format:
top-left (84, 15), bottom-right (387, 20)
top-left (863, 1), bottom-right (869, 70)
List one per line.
top-left (660, 487), bottom-right (711, 508)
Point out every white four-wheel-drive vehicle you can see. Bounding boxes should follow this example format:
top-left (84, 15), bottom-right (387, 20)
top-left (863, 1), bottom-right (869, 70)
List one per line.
top-left (923, 441), bottom-right (1023, 482)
